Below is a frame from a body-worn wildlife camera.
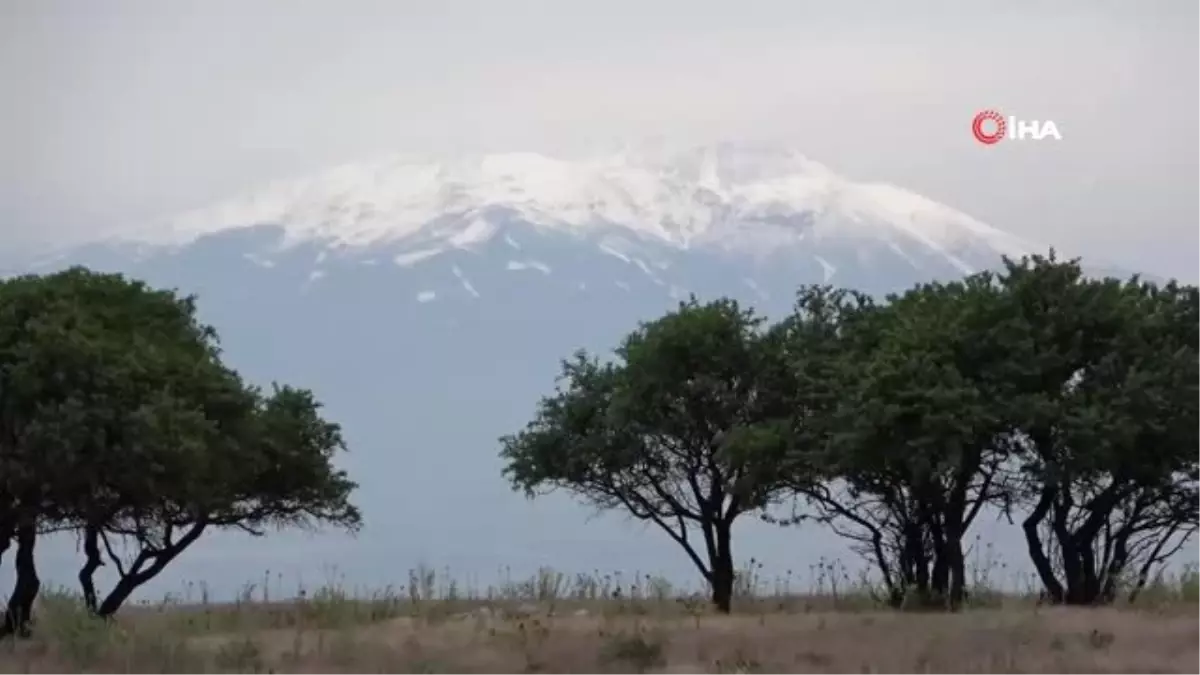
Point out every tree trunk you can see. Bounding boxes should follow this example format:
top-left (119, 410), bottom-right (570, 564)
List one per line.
top-left (944, 539), bottom-right (966, 610)
top-left (709, 523), bottom-right (735, 614)
top-left (96, 521), bottom-right (208, 618)
top-left (928, 514), bottom-right (949, 604)
top-left (0, 517), bottom-right (12, 564)
top-left (1061, 544), bottom-right (1103, 606)
top-left (1023, 491), bottom-right (1064, 603)
top-left (1, 523), bottom-right (40, 639)
top-left (97, 576), bottom-right (140, 618)
top-left (900, 522), bottom-right (934, 608)
top-left (79, 524), bottom-right (104, 615)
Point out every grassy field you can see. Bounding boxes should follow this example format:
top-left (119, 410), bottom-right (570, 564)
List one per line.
top-left (1, 564), bottom-right (1196, 673)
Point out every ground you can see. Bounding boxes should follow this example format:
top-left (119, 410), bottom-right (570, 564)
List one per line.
top-left (0, 568), bottom-right (1196, 673)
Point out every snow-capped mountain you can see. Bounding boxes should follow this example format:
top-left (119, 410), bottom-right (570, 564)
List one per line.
top-left (14, 144), bottom-right (1058, 599)
top-left (101, 143), bottom-right (1034, 284)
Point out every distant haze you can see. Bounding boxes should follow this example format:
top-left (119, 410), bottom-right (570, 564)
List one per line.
top-left (2, 0), bottom-right (1197, 280)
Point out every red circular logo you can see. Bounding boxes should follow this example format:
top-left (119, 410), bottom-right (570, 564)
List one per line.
top-left (972, 110), bottom-right (1006, 145)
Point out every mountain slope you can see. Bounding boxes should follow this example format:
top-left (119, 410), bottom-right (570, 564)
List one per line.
top-left (8, 144), bottom-right (1059, 599)
top-left (97, 143), bottom-right (1036, 278)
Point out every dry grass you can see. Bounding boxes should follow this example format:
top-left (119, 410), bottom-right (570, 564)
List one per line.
top-left (1, 563), bottom-right (1196, 673)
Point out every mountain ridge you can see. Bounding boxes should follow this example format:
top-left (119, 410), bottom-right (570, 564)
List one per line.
top-left (95, 144), bottom-right (1038, 278)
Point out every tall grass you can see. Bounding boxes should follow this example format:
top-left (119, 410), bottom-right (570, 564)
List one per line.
top-left (1, 557), bottom-right (1195, 673)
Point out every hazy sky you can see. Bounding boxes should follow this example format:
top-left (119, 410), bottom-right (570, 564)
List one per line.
top-left (2, 0), bottom-right (1197, 279)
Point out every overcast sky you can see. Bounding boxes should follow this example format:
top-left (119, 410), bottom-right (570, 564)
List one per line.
top-left (2, 0), bottom-right (1197, 279)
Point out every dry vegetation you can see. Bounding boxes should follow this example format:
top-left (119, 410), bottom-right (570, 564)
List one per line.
top-left (1, 561), bottom-right (1196, 674)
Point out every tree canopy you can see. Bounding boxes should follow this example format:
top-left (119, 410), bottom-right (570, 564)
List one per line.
top-left (0, 267), bottom-right (360, 636)
top-left (771, 274), bottom-right (1027, 608)
top-left (502, 254), bottom-right (1198, 612)
top-left (501, 298), bottom-right (807, 612)
top-left (999, 257), bottom-right (1198, 605)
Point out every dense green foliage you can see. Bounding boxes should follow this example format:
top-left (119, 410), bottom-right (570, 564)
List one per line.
top-left (0, 267), bottom-right (360, 637)
top-left (502, 253), bottom-right (1198, 613)
top-left (501, 299), bottom-right (797, 612)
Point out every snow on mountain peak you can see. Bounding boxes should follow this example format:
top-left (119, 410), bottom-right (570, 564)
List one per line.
top-left (118, 143), bottom-right (1034, 270)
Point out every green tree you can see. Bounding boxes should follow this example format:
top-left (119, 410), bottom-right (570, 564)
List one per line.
top-left (776, 277), bottom-right (1023, 609)
top-left (75, 383), bottom-right (361, 619)
top-left (0, 267), bottom-right (361, 635)
top-left (1001, 255), bottom-right (1198, 605)
top-left (500, 298), bottom-right (798, 613)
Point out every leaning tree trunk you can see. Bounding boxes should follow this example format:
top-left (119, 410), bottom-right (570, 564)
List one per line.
top-left (95, 521), bottom-right (209, 619)
top-left (1023, 490), bottom-right (1066, 604)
